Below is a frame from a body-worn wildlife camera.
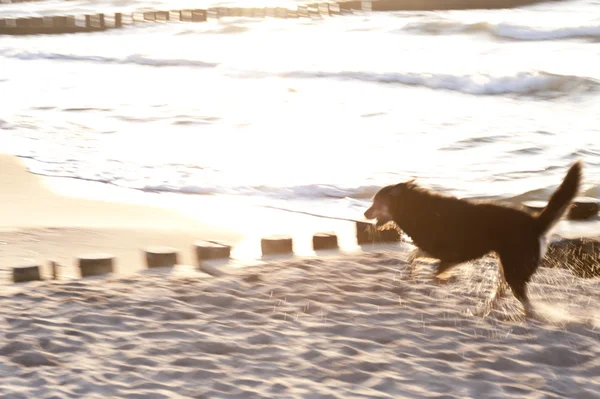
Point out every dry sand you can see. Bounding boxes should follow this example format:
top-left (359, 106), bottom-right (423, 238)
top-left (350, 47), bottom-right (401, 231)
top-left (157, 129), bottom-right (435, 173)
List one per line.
top-left (1, 252), bottom-right (600, 398)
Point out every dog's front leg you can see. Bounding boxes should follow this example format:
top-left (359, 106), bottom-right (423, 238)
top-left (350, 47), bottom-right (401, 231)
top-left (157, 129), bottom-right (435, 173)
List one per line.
top-left (406, 248), bottom-right (432, 279)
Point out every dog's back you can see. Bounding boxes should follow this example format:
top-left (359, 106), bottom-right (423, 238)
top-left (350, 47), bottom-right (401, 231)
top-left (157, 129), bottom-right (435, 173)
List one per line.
top-left (392, 186), bottom-right (537, 263)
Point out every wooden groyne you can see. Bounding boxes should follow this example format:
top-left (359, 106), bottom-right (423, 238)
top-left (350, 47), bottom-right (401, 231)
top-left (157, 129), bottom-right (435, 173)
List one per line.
top-left (0, 3), bottom-right (354, 35)
top-left (0, 0), bottom-right (550, 36)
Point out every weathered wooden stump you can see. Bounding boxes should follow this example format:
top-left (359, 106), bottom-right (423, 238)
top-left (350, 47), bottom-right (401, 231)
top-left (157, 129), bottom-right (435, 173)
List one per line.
top-left (144, 246), bottom-right (179, 268)
top-left (312, 233), bottom-right (339, 250)
top-left (143, 12), bottom-right (156, 21)
top-left (356, 221), bottom-right (400, 244)
top-left (12, 265), bottom-right (42, 283)
top-left (543, 237), bottom-right (600, 278)
top-left (329, 3), bottom-right (341, 14)
top-left (318, 3), bottom-right (331, 15)
top-left (194, 240), bottom-right (231, 263)
top-left (297, 5), bottom-right (309, 17)
top-left (261, 235), bottom-right (293, 255)
top-left (568, 197), bottom-right (599, 221)
top-left (191, 10), bottom-right (207, 22)
top-left (78, 254), bottom-right (114, 278)
top-left (155, 11), bottom-right (169, 21)
top-left (307, 3), bottom-right (320, 17)
top-left (50, 261), bottom-right (59, 280)
top-left (339, 1), bottom-right (360, 12)
top-left (52, 16), bottom-right (68, 29)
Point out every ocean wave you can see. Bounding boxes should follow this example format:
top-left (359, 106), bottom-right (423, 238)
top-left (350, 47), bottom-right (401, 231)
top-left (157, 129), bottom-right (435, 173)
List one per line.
top-left (403, 19), bottom-right (600, 41)
top-left (0, 49), bottom-right (218, 68)
top-left (282, 70), bottom-right (599, 96)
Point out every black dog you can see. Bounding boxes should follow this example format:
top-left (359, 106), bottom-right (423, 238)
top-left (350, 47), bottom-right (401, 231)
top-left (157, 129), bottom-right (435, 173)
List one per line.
top-left (364, 161), bottom-right (582, 315)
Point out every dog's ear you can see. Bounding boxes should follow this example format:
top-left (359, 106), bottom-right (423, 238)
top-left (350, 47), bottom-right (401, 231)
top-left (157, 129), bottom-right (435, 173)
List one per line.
top-left (391, 179), bottom-right (416, 196)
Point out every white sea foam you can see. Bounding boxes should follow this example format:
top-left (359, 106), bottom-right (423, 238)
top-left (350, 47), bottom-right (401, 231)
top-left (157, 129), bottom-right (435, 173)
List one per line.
top-left (281, 70), bottom-right (598, 96)
top-left (404, 18), bottom-right (600, 41)
top-left (0, 49), bottom-right (218, 68)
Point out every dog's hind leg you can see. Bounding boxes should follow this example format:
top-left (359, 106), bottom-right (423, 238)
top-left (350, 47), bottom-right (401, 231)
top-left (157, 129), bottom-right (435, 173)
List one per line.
top-left (498, 249), bottom-right (540, 317)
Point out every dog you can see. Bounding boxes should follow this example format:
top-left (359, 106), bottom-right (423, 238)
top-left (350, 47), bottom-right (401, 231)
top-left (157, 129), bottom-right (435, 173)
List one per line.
top-left (364, 161), bottom-right (582, 315)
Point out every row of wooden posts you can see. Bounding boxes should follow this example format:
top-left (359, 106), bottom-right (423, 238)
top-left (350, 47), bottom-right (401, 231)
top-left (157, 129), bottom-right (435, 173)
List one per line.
top-left (10, 220), bottom-right (399, 283)
top-left (0, 1), bottom-right (370, 35)
top-left (8, 197), bottom-right (599, 284)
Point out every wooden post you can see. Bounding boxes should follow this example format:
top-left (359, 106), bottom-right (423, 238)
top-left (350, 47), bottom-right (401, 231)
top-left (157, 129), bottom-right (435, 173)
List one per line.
top-left (50, 261), bottom-right (59, 280)
top-left (115, 13), bottom-right (122, 27)
top-left (261, 235), bottom-right (293, 255)
top-left (191, 10), bottom-right (207, 22)
top-left (98, 13), bottom-right (105, 28)
top-left (318, 3), bottom-right (331, 15)
top-left (52, 16), bottom-right (67, 31)
top-left (180, 10), bottom-right (192, 22)
top-left (144, 247), bottom-right (179, 268)
top-left (298, 5), bottom-right (309, 18)
top-left (156, 11), bottom-right (169, 21)
top-left (307, 3), bottom-right (320, 17)
top-left (568, 197), bottom-right (599, 220)
top-left (15, 18), bottom-right (28, 28)
top-left (12, 265), bottom-right (42, 283)
top-left (521, 200), bottom-right (547, 214)
top-left (313, 233), bottom-right (339, 250)
top-left (85, 14), bottom-right (91, 28)
top-left (194, 240), bottom-right (231, 263)
top-left (78, 254), bottom-right (114, 277)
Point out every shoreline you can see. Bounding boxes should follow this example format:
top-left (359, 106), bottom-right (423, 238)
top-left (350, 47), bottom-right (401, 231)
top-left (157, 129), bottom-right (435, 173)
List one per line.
top-left (2, 153), bottom-right (599, 283)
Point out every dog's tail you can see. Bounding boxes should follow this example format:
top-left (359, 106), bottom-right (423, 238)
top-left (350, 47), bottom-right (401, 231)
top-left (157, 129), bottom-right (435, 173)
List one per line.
top-left (535, 161), bottom-right (582, 235)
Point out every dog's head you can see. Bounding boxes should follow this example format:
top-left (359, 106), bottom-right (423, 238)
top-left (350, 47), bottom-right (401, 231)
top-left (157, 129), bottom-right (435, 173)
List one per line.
top-left (364, 179), bottom-right (415, 226)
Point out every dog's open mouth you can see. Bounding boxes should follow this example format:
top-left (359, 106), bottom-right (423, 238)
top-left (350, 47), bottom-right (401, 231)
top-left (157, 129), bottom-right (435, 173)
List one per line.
top-left (375, 218), bottom-right (389, 227)
top-left (375, 219), bottom-right (398, 231)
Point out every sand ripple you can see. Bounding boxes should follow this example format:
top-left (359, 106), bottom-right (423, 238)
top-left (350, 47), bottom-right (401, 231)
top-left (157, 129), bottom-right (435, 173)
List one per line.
top-left (1, 252), bottom-right (600, 398)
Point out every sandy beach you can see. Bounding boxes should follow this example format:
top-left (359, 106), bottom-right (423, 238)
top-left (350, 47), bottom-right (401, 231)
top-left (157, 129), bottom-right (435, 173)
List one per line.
top-left (2, 154), bottom-right (600, 398)
top-left (1, 251), bottom-right (600, 398)
top-left (0, 154), bottom-right (244, 281)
